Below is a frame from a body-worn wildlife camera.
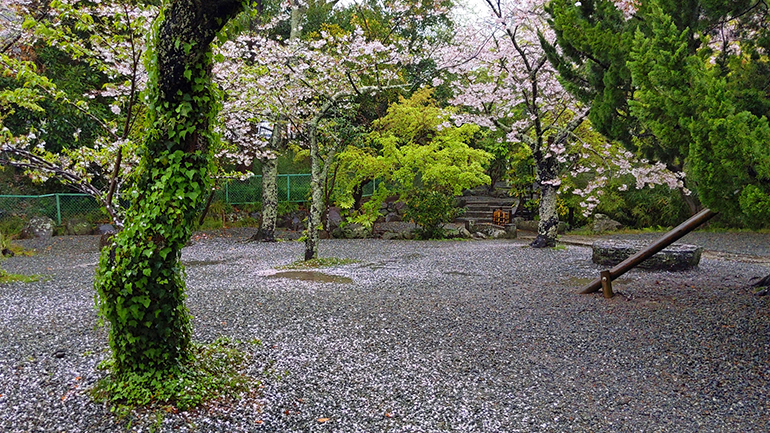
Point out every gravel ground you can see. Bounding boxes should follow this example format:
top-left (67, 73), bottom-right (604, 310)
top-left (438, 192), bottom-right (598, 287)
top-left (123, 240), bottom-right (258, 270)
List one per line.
top-left (1, 230), bottom-right (769, 432)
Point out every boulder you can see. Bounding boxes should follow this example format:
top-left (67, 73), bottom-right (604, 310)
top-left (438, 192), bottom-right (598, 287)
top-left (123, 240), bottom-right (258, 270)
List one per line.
top-left (516, 219), bottom-right (567, 234)
top-left (516, 219), bottom-right (539, 232)
top-left (341, 223), bottom-right (371, 239)
top-left (20, 216), bottom-right (55, 239)
top-left (326, 207), bottom-right (343, 232)
top-left (458, 227), bottom-right (472, 238)
top-left (290, 215), bottom-right (304, 231)
top-left (393, 201), bottom-right (408, 215)
top-left (504, 223), bottom-right (517, 239)
top-left (592, 214), bottom-right (622, 233)
top-left (381, 231), bottom-right (402, 240)
top-left (331, 227), bottom-right (345, 239)
top-left (97, 224), bottom-right (116, 235)
top-left (591, 240), bottom-right (703, 271)
top-left (65, 217), bottom-right (92, 236)
top-left (385, 212), bottom-right (402, 222)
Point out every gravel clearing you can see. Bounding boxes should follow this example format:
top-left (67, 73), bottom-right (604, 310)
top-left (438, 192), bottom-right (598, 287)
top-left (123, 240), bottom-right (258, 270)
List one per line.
top-left (1, 230), bottom-right (769, 432)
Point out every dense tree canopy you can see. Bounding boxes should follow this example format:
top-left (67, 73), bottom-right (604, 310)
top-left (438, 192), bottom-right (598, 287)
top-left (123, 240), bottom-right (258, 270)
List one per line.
top-left (546, 0), bottom-right (770, 225)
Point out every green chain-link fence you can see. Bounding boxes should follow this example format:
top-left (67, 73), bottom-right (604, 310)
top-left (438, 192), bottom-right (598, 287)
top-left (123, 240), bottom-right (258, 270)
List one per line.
top-left (0, 193), bottom-right (104, 224)
top-left (0, 174), bottom-right (379, 224)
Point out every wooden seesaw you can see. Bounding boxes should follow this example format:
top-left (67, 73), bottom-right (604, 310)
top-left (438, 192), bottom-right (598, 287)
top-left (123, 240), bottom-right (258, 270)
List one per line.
top-left (579, 208), bottom-right (717, 298)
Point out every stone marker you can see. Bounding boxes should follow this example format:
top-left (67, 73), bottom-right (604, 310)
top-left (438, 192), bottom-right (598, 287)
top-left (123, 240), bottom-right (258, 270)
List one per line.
top-left (592, 240), bottom-right (703, 271)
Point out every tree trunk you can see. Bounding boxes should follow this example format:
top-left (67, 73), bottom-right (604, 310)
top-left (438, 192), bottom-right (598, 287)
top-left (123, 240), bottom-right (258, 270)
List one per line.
top-left (305, 121), bottom-right (324, 260)
top-left (94, 0), bottom-right (244, 376)
top-left (253, 156), bottom-right (278, 241)
top-left (680, 186), bottom-right (702, 216)
top-left (530, 156), bottom-right (560, 248)
top-left (252, 120), bottom-right (284, 242)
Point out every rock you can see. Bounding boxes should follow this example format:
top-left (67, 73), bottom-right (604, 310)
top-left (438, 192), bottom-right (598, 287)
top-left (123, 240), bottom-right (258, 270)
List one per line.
top-left (458, 227), bottom-right (472, 238)
top-left (319, 230), bottom-right (331, 240)
top-left (464, 220), bottom-right (476, 233)
top-left (517, 220), bottom-right (539, 232)
top-left (504, 223), bottom-right (517, 239)
top-left (473, 232), bottom-right (487, 239)
top-left (331, 227), bottom-right (345, 239)
top-left (20, 216), bottom-right (55, 239)
top-left (65, 217), bottom-right (92, 236)
top-left (341, 223), bottom-right (371, 239)
top-left (326, 207), bottom-right (343, 231)
top-left (516, 219), bottom-right (567, 234)
top-left (591, 240), bottom-right (703, 271)
top-left (592, 214), bottom-right (622, 233)
top-left (291, 215), bottom-right (304, 231)
top-left (381, 231), bottom-right (401, 240)
top-left (488, 229), bottom-right (506, 239)
top-left (393, 201), bottom-right (408, 215)
top-left (385, 212), bottom-right (402, 222)
top-left (97, 224), bottom-right (116, 235)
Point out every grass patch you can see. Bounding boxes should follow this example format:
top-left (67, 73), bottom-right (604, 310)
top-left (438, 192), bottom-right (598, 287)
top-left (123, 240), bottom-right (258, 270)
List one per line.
top-left (91, 337), bottom-right (260, 415)
top-left (0, 268), bottom-right (41, 284)
top-left (277, 257), bottom-right (358, 269)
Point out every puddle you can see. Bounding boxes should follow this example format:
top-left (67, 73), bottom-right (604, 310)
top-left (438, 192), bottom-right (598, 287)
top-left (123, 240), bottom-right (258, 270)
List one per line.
top-left (266, 271), bottom-right (352, 284)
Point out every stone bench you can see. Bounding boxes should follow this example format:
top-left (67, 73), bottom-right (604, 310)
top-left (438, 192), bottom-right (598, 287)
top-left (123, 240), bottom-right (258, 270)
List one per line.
top-left (591, 240), bottom-right (703, 271)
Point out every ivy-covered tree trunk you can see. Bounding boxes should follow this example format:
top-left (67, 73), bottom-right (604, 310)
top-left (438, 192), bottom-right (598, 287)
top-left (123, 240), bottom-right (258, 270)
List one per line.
top-left (94, 0), bottom-right (245, 376)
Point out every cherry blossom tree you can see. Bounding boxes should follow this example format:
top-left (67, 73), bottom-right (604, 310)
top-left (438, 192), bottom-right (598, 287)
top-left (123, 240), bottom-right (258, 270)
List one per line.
top-left (436, 0), bottom-right (592, 247)
top-left (438, 0), bottom-right (684, 247)
top-left (218, 11), bottom-right (417, 259)
top-left (0, 0), bottom-right (156, 226)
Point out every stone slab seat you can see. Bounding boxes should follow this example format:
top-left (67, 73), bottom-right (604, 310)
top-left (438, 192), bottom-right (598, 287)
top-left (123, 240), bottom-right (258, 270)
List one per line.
top-left (592, 240), bottom-right (703, 271)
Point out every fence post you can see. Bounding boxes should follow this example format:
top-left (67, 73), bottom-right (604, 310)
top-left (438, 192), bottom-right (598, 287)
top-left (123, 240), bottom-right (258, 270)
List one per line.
top-left (55, 194), bottom-right (62, 224)
top-left (225, 181), bottom-right (230, 204)
top-left (286, 175), bottom-right (291, 202)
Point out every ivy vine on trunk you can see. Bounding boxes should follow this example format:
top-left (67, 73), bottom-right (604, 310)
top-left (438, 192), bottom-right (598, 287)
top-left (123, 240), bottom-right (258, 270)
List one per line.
top-left (94, 0), bottom-right (246, 378)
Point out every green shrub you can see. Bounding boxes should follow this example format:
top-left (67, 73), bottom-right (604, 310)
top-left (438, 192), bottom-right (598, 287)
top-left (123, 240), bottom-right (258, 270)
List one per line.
top-left (404, 189), bottom-right (461, 239)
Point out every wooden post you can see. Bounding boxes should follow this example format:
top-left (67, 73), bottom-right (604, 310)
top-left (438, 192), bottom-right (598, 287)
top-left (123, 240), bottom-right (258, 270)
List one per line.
top-left (580, 208), bottom-right (717, 294)
top-left (601, 270), bottom-right (613, 298)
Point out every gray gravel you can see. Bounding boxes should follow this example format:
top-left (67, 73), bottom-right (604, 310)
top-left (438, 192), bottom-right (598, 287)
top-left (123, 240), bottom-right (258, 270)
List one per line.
top-left (1, 231), bottom-right (769, 432)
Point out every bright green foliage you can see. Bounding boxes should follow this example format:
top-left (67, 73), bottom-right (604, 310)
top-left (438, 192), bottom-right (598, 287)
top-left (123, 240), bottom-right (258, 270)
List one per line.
top-left (92, 337), bottom-right (256, 411)
top-left (403, 189), bottom-right (461, 239)
top-left (94, 0), bottom-right (247, 396)
top-left (335, 89), bottom-right (491, 225)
